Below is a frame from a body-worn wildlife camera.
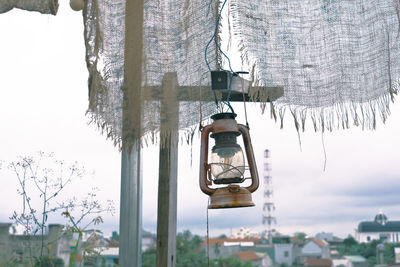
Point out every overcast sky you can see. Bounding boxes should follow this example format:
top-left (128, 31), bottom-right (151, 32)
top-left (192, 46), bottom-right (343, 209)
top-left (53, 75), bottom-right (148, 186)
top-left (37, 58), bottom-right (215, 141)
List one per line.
top-left (1, 3), bottom-right (400, 239)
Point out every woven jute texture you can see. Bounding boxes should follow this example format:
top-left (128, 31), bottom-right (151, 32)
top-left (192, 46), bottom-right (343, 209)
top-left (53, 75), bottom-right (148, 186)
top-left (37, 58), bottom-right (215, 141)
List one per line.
top-left (229, 0), bottom-right (399, 131)
top-left (85, 0), bottom-right (219, 148)
top-left (0, 0), bottom-right (58, 15)
top-left (5, 1), bottom-right (398, 147)
top-left (85, 0), bottom-right (400, 148)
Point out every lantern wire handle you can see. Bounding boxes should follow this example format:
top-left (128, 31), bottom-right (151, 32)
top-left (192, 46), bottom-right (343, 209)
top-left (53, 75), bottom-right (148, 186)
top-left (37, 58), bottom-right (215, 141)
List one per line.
top-left (204, 0), bottom-right (238, 112)
top-left (206, 164), bottom-right (213, 185)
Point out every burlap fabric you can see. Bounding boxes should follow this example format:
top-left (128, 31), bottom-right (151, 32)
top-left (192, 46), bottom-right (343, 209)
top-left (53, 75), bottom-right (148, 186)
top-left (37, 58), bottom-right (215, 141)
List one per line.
top-left (85, 0), bottom-right (219, 148)
top-left (230, 0), bottom-right (399, 131)
top-left (0, 0), bottom-right (58, 15)
top-left (3, 0), bottom-right (399, 147)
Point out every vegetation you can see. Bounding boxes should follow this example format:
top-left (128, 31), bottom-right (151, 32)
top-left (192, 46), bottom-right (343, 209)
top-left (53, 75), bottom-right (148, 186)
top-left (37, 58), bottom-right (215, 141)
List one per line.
top-left (34, 256), bottom-right (64, 267)
top-left (338, 236), bottom-right (400, 265)
top-left (293, 232), bottom-right (307, 243)
top-left (142, 230), bottom-right (252, 267)
top-left (4, 152), bottom-right (114, 266)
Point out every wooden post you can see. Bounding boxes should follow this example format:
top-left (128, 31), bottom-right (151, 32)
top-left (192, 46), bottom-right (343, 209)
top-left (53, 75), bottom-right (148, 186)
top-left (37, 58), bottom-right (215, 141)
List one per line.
top-left (119, 0), bottom-right (144, 266)
top-left (156, 73), bottom-right (179, 267)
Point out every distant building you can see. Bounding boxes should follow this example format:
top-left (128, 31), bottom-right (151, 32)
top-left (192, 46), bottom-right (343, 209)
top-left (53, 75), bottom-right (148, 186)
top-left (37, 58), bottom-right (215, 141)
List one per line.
top-left (0, 223), bottom-right (70, 266)
top-left (272, 235), bottom-right (292, 244)
top-left (355, 212), bottom-right (400, 243)
top-left (86, 229), bottom-right (154, 266)
top-left (235, 250), bottom-right (272, 267)
top-left (204, 238), bottom-right (259, 260)
top-left (274, 243), bottom-right (294, 265)
top-left (316, 232), bottom-right (344, 243)
top-left (315, 232), bottom-right (334, 242)
top-left (231, 227), bottom-right (259, 239)
top-left (95, 247), bottom-right (119, 267)
top-left (333, 258), bottom-right (349, 267)
top-left (314, 232), bottom-right (344, 259)
top-left (304, 257), bottom-right (333, 267)
top-left (301, 239), bottom-right (331, 259)
top-left (332, 256), bottom-right (369, 267)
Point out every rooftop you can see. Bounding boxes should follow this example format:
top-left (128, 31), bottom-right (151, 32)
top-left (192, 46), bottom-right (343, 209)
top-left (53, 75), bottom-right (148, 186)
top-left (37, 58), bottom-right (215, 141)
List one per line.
top-left (358, 212), bottom-right (400, 232)
top-left (100, 247), bottom-right (119, 257)
top-left (344, 255), bottom-right (367, 262)
top-left (235, 250), bottom-right (262, 261)
top-left (312, 238), bottom-right (329, 247)
top-left (205, 238), bottom-right (259, 246)
top-left (358, 221), bottom-right (400, 232)
top-left (305, 258), bottom-right (333, 267)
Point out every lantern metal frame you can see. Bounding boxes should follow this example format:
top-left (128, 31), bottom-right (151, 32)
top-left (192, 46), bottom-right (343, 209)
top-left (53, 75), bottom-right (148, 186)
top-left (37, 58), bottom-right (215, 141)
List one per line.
top-left (199, 113), bottom-right (259, 209)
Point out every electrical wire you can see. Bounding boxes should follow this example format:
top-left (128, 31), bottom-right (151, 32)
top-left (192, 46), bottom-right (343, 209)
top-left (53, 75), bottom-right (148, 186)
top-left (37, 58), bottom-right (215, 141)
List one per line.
top-left (204, 0), bottom-right (242, 114)
top-left (204, 0), bottom-right (234, 73)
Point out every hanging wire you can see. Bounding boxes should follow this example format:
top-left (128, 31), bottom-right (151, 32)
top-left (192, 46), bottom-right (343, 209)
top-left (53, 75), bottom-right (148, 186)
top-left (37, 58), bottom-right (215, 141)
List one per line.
top-left (205, 0), bottom-right (243, 113)
top-left (204, 0), bottom-right (235, 73)
top-left (205, 0), bottom-right (250, 114)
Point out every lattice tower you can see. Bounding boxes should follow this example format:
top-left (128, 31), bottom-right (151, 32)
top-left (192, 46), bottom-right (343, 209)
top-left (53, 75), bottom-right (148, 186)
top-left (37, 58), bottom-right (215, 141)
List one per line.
top-left (262, 149), bottom-right (276, 245)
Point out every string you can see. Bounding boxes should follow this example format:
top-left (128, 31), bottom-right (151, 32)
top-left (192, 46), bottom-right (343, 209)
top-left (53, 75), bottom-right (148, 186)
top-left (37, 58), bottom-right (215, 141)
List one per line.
top-left (206, 200), bottom-right (210, 267)
top-left (321, 131), bottom-right (327, 171)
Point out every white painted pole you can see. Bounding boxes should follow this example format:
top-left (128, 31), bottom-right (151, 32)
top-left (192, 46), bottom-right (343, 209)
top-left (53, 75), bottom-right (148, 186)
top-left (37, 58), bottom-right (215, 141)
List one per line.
top-left (119, 0), bottom-right (144, 266)
top-left (120, 145), bottom-right (142, 267)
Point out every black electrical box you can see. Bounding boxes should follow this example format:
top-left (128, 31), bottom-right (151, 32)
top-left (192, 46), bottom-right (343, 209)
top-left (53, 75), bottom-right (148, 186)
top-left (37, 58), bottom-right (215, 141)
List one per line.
top-left (211, 70), bottom-right (230, 90)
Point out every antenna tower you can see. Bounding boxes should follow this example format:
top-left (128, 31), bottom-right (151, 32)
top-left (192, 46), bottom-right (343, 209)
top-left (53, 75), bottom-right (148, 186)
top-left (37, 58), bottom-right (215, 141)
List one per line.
top-left (262, 149), bottom-right (276, 245)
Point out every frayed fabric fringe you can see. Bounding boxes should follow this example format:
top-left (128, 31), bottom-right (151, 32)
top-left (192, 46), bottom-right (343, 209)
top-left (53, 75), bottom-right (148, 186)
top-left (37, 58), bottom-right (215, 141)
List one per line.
top-left (87, 89), bottom-right (396, 152)
top-left (86, 108), bottom-right (206, 151)
top-left (270, 91), bottom-right (397, 134)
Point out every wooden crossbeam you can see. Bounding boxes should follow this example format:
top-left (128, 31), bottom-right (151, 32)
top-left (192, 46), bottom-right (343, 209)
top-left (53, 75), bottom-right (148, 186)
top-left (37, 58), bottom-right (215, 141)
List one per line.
top-left (143, 77), bottom-right (284, 103)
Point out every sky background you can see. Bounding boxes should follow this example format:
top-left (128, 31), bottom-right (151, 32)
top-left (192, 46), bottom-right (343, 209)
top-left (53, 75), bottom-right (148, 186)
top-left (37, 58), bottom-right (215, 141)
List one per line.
top-left (1, 2), bottom-right (400, 239)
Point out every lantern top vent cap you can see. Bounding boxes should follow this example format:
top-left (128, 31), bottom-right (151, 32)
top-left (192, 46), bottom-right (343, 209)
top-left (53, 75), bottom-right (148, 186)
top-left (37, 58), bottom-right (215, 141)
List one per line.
top-left (211, 112), bottom-right (237, 121)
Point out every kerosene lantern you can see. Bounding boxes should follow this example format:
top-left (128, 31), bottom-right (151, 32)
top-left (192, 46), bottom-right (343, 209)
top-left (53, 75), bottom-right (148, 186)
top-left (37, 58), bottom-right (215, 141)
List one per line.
top-left (199, 112), bottom-right (259, 209)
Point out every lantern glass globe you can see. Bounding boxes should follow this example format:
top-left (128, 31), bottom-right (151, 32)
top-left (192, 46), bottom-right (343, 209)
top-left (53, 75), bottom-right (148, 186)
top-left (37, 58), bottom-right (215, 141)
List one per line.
top-left (210, 144), bottom-right (245, 181)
